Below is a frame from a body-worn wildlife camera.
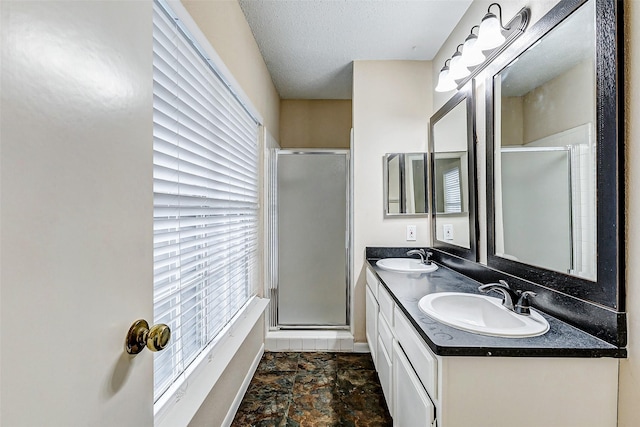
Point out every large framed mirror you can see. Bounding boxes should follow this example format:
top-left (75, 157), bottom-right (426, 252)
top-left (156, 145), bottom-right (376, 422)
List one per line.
top-left (384, 153), bottom-right (428, 217)
top-left (430, 83), bottom-right (477, 261)
top-left (486, 0), bottom-right (623, 309)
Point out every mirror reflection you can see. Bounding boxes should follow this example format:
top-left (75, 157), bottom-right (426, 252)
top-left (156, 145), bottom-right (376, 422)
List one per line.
top-left (493, 0), bottom-right (596, 280)
top-left (432, 99), bottom-right (471, 249)
top-left (384, 153), bottom-right (428, 216)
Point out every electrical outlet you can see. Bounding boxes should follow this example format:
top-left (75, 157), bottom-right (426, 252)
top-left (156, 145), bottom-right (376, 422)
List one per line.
top-left (406, 225), bottom-right (417, 241)
top-left (443, 224), bottom-right (454, 240)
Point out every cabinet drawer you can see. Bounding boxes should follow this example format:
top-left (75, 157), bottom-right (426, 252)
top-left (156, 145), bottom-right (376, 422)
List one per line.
top-left (378, 285), bottom-right (394, 326)
top-left (366, 267), bottom-right (379, 299)
top-left (378, 311), bottom-right (393, 357)
top-left (394, 308), bottom-right (438, 400)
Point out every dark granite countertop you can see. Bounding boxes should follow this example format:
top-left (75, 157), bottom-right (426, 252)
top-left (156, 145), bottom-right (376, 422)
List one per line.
top-left (367, 259), bottom-right (626, 358)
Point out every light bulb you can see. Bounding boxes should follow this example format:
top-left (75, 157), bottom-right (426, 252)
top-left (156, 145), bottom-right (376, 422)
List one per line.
top-left (477, 13), bottom-right (505, 50)
top-left (435, 67), bottom-right (456, 92)
top-left (449, 51), bottom-right (470, 80)
top-left (461, 34), bottom-right (485, 67)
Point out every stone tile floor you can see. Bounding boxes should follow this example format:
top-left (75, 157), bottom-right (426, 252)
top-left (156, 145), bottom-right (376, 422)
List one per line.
top-left (231, 352), bottom-right (393, 427)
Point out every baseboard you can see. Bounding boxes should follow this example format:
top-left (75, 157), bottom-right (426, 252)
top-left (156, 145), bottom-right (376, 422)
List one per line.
top-left (353, 342), bottom-right (370, 353)
top-left (221, 343), bottom-right (265, 427)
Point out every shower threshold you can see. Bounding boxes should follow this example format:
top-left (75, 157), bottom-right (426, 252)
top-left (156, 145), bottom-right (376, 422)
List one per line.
top-left (265, 330), bottom-right (365, 353)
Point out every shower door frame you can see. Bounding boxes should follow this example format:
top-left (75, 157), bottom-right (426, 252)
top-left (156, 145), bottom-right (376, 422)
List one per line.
top-left (268, 149), bottom-right (351, 330)
top-left (499, 145), bottom-right (575, 273)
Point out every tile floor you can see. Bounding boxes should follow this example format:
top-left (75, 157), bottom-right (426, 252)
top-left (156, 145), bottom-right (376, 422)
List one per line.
top-left (231, 352), bottom-right (393, 426)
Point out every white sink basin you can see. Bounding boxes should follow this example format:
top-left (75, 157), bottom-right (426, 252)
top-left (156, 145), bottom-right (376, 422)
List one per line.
top-left (418, 292), bottom-right (549, 338)
top-left (377, 258), bottom-right (438, 273)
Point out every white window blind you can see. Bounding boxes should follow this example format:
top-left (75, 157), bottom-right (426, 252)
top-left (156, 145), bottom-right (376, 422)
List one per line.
top-left (152, 1), bottom-right (259, 401)
top-left (443, 167), bottom-right (462, 213)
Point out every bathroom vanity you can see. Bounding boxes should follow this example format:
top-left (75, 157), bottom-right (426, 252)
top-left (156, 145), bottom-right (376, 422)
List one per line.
top-left (365, 259), bottom-right (623, 427)
top-left (372, 0), bottom-right (625, 424)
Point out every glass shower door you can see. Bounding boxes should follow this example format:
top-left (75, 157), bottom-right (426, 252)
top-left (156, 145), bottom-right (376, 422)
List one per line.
top-left (276, 151), bottom-right (349, 327)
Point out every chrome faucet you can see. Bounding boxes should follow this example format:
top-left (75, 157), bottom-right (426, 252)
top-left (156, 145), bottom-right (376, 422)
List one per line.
top-left (406, 249), bottom-right (433, 265)
top-left (478, 280), bottom-right (537, 316)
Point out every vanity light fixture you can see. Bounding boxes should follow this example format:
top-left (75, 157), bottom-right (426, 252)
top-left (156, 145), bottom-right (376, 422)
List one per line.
top-left (435, 3), bottom-right (529, 93)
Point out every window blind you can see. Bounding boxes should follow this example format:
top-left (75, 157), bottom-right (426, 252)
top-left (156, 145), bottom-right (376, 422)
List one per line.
top-left (152, 1), bottom-right (259, 401)
top-left (443, 167), bottom-right (462, 213)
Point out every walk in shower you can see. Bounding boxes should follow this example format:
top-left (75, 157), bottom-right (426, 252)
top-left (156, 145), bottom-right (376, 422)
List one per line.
top-left (267, 150), bottom-right (350, 337)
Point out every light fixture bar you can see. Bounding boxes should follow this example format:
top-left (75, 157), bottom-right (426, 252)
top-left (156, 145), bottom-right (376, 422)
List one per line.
top-left (436, 4), bottom-right (530, 93)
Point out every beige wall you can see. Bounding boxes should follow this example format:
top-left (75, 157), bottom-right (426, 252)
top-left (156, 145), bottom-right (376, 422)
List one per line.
top-left (501, 96), bottom-right (524, 146)
top-left (619, 2), bottom-right (640, 425)
top-left (181, 0), bottom-right (280, 141)
top-left (523, 61), bottom-right (595, 143)
top-left (188, 319), bottom-right (264, 427)
top-left (502, 61), bottom-right (594, 146)
top-left (280, 100), bottom-right (352, 148)
top-left (352, 60), bottom-right (432, 342)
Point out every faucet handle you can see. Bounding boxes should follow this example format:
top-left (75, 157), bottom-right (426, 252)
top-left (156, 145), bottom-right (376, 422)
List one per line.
top-left (425, 251), bottom-right (433, 265)
top-left (498, 279), bottom-right (510, 289)
top-left (515, 291), bottom-right (537, 316)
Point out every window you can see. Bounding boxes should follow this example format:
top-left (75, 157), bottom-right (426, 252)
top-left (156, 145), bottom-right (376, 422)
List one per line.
top-left (152, 1), bottom-right (259, 401)
top-left (443, 167), bottom-right (462, 213)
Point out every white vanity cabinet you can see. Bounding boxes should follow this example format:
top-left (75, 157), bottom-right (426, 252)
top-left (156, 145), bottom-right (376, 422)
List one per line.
top-left (392, 340), bottom-right (436, 427)
top-left (365, 268), bottom-right (394, 414)
top-left (366, 269), bottom-right (436, 425)
top-left (365, 268), bottom-right (379, 365)
top-left (365, 266), bottom-right (620, 427)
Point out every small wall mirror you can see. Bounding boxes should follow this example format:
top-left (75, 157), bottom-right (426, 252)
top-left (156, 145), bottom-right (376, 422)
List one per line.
top-left (486, 0), bottom-right (623, 309)
top-left (384, 153), bottom-right (428, 216)
top-left (430, 84), bottom-right (477, 260)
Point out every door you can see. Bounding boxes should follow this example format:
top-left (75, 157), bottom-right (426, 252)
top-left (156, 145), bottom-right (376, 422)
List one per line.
top-left (276, 151), bottom-right (349, 327)
top-left (1, 2), bottom-right (154, 425)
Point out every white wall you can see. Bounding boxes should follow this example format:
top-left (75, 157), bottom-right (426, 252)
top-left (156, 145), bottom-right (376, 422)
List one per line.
top-left (352, 60), bottom-right (432, 342)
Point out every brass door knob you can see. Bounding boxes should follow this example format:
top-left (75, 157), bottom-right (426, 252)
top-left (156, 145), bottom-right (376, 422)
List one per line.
top-left (126, 319), bottom-right (171, 355)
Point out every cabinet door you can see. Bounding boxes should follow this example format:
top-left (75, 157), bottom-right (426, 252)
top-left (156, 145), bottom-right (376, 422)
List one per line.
top-left (392, 341), bottom-right (435, 427)
top-left (377, 335), bottom-right (393, 417)
top-left (365, 286), bottom-right (378, 366)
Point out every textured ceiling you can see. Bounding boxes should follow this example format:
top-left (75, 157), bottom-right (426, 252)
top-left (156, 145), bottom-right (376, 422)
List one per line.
top-left (238, 0), bottom-right (472, 99)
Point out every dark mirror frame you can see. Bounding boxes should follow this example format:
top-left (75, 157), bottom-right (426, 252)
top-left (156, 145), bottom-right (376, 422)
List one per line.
top-left (485, 0), bottom-right (624, 310)
top-left (430, 83), bottom-right (478, 261)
